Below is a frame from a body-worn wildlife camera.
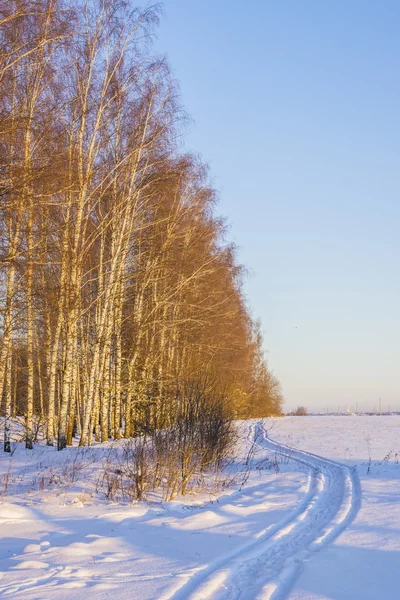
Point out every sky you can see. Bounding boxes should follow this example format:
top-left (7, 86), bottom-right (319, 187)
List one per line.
top-left (154, 1), bottom-right (400, 413)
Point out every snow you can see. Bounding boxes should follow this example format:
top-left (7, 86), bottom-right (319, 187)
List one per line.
top-left (267, 416), bottom-right (400, 600)
top-left (0, 416), bottom-right (399, 599)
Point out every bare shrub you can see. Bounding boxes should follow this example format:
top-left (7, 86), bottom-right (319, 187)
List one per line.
top-left (120, 436), bottom-right (151, 501)
top-left (152, 381), bottom-right (236, 500)
top-left (98, 379), bottom-right (236, 502)
top-left (0, 459), bottom-right (12, 496)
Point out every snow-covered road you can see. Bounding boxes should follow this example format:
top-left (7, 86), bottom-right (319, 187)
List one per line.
top-left (167, 423), bottom-right (361, 600)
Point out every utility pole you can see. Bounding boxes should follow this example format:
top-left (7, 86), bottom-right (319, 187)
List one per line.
top-left (379, 398), bottom-right (382, 416)
top-left (356, 401), bottom-right (359, 415)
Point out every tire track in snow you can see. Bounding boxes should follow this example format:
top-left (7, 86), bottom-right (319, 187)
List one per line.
top-left (166, 421), bottom-right (361, 600)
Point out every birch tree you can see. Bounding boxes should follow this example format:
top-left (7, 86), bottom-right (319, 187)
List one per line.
top-left (1, 0), bottom-right (282, 453)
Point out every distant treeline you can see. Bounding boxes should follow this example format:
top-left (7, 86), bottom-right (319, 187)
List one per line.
top-left (0, 0), bottom-right (282, 452)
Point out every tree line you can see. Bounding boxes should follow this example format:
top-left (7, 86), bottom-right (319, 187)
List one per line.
top-left (0, 0), bottom-right (282, 453)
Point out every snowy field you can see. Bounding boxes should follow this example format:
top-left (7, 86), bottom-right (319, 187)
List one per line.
top-left (268, 416), bottom-right (400, 600)
top-left (0, 416), bottom-right (399, 599)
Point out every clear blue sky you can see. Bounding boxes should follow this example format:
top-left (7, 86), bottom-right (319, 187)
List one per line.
top-left (154, 1), bottom-right (400, 413)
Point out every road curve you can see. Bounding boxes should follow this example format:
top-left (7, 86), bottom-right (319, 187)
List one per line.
top-left (166, 421), bottom-right (361, 600)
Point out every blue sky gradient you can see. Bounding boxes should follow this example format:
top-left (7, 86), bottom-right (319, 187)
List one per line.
top-left (155, 1), bottom-right (400, 412)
